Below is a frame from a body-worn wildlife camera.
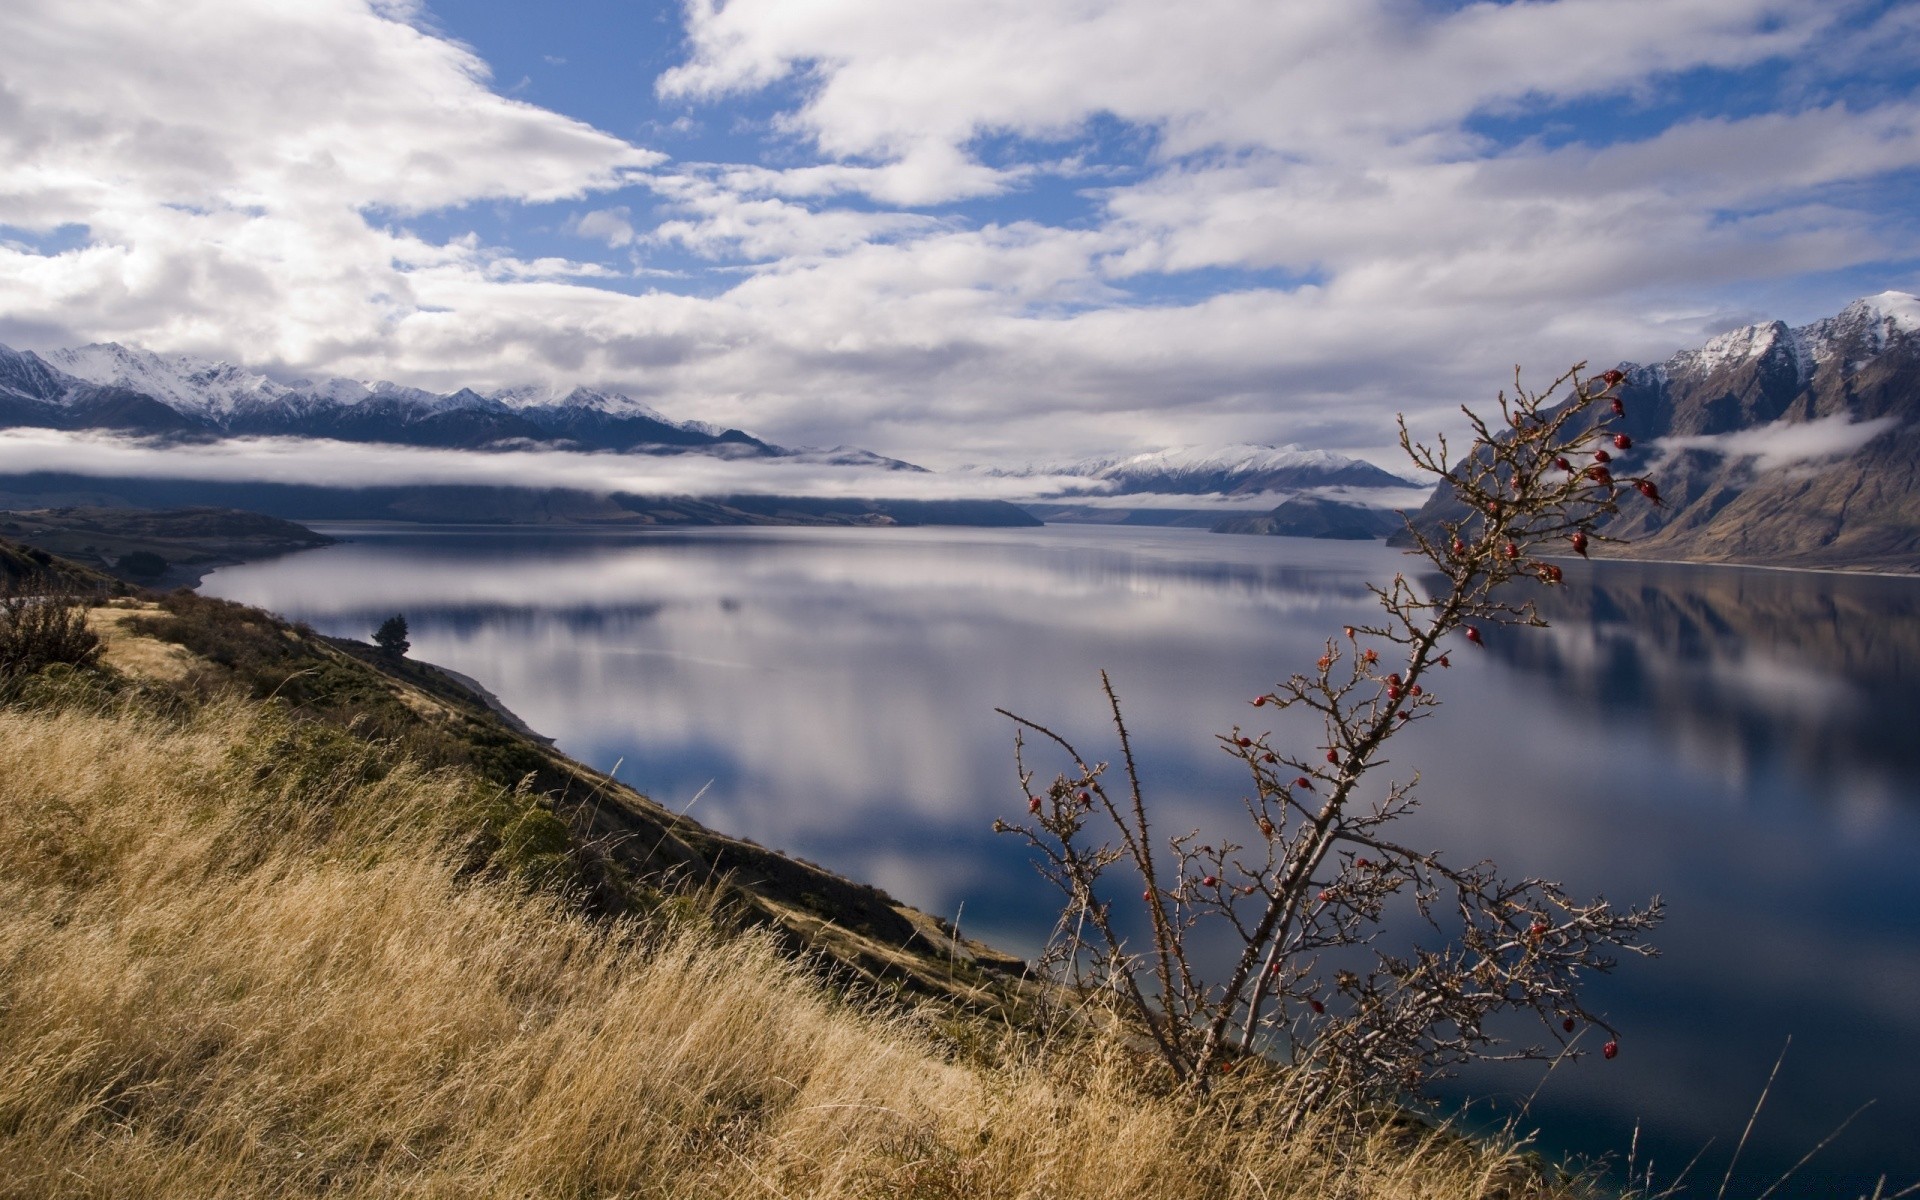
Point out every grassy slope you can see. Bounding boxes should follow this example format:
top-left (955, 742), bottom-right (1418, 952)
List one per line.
top-left (0, 558), bottom-right (1588, 1197)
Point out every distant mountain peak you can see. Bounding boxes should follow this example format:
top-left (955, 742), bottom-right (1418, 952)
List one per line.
top-left (1653, 290), bottom-right (1920, 384)
top-left (1025, 442), bottom-right (1415, 498)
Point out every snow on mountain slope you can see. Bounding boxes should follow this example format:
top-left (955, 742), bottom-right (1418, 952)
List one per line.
top-left (41, 343), bottom-right (289, 417)
top-left (488, 383), bottom-right (676, 422)
top-left (36, 341), bottom-right (721, 438)
top-left (1041, 443), bottom-right (1415, 495)
top-left (1657, 290), bottom-right (1920, 384)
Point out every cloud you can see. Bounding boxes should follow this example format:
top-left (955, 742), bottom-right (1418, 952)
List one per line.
top-left (659, 0), bottom-right (1834, 192)
top-left (0, 0), bottom-right (1914, 473)
top-left (0, 0), bottom-right (657, 365)
top-left (644, 173), bottom-right (950, 260)
top-left (1655, 414), bottom-right (1900, 472)
top-left (0, 428), bottom-right (1085, 501)
top-left (0, 0), bottom-right (657, 219)
top-left (571, 208), bottom-right (639, 248)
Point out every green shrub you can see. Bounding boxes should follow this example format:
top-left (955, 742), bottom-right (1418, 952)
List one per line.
top-left (0, 589), bottom-right (103, 680)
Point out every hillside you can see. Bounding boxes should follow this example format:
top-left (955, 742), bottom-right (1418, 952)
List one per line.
top-left (0, 546), bottom-right (1584, 1198)
top-left (1398, 292), bottom-right (1920, 572)
top-left (1212, 497), bottom-right (1404, 540)
top-left (0, 505), bottom-right (334, 587)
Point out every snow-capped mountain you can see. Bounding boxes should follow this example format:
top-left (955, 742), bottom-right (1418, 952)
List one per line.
top-left (1048, 443), bottom-right (1415, 496)
top-left (1658, 290), bottom-right (1920, 390)
top-left (1400, 290), bottom-right (1920, 571)
top-left (0, 341), bottom-right (817, 458)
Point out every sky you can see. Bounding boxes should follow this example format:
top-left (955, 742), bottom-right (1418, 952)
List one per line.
top-left (2, 0), bottom-right (1919, 472)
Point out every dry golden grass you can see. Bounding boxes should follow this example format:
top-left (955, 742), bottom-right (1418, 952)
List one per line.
top-left (0, 693), bottom-right (1584, 1199)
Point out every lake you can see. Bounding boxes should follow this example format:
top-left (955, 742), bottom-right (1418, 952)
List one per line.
top-left (201, 523), bottom-right (1920, 1199)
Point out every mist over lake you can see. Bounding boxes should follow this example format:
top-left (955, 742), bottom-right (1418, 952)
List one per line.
top-left (202, 523), bottom-right (1920, 1198)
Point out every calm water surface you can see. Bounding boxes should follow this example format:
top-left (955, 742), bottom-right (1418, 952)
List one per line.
top-left (203, 524), bottom-right (1920, 1198)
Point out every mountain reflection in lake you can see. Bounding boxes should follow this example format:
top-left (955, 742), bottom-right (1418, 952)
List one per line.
top-left (202, 524), bottom-right (1920, 1199)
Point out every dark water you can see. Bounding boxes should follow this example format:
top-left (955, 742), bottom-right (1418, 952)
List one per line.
top-left (202, 524), bottom-right (1920, 1199)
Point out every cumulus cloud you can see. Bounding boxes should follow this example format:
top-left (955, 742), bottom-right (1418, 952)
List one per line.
top-left (1656, 414), bottom-right (1900, 472)
top-left (571, 208), bottom-right (639, 248)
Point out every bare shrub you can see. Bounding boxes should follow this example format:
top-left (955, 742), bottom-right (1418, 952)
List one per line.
top-left (996, 365), bottom-right (1665, 1106)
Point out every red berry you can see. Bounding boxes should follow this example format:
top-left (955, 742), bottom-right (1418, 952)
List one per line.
top-left (1530, 920), bottom-right (1549, 938)
top-left (1077, 790), bottom-right (1092, 805)
top-left (1504, 541), bottom-right (1519, 559)
top-left (1236, 736), bottom-right (1252, 748)
top-left (1570, 531), bottom-right (1588, 557)
top-left (1267, 961), bottom-right (1281, 976)
top-left (1555, 456), bottom-right (1572, 471)
top-left (1562, 1017), bottom-right (1576, 1033)
top-left (1294, 776), bottom-right (1315, 791)
top-left (1464, 627), bottom-right (1483, 646)
top-left (1593, 449), bottom-right (1611, 464)
top-left (1613, 432), bottom-right (1632, 450)
top-left (1325, 749), bottom-right (1338, 764)
top-left (1603, 1040), bottom-right (1618, 1060)
top-left (1437, 655), bottom-right (1450, 669)
top-left (1142, 890), bottom-right (1152, 902)
top-left (1635, 479), bottom-right (1663, 505)
top-left (1363, 648), bottom-right (1378, 664)
top-left (1397, 710), bottom-right (1411, 721)
top-left (1317, 890), bottom-right (1331, 903)
top-left (1611, 397), bottom-right (1625, 416)
top-left (1408, 684), bottom-right (1421, 696)
top-left (1344, 626), bottom-right (1355, 639)
top-left (1262, 752), bottom-right (1277, 763)
top-left (1309, 998), bottom-right (1325, 1014)
top-left (1451, 536), bottom-right (1466, 557)
top-left (1028, 796), bottom-right (1042, 813)
top-left (1258, 818), bottom-right (1274, 837)
top-left (1487, 500), bottom-right (1502, 516)
top-left (1252, 695), bottom-right (1267, 706)
top-left (1601, 369), bottom-right (1625, 386)
top-left (1201, 875), bottom-right (1217, 888)
top-left (1356, 857), bottom-right (1371, 868)
top-left (1387, 685), bottom-right (1401, 702)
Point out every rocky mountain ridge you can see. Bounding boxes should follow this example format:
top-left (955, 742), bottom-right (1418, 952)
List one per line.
top-left (1400, 291), bottom-right (1920, 572)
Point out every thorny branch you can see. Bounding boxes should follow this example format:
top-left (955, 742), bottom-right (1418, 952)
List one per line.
top-left (994, 364), bottom-right (1665, 1105)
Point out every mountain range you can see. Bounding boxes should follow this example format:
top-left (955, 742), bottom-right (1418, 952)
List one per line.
top-left (0, 340), bottom-right (914, 468)
top-left (6, 290), bottom-right (1918, 566)
top-left (1399, 291), bottom-right (1920, 571)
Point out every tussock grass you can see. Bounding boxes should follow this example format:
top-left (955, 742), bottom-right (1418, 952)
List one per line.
top-left (0, 693), bottom-right (1580, 1198)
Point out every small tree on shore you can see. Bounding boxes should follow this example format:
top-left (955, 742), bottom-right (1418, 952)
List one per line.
top-left (996, 364), bottom-right (1664, 1106)
top-left (373, 613), bottom-right (410, 658)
